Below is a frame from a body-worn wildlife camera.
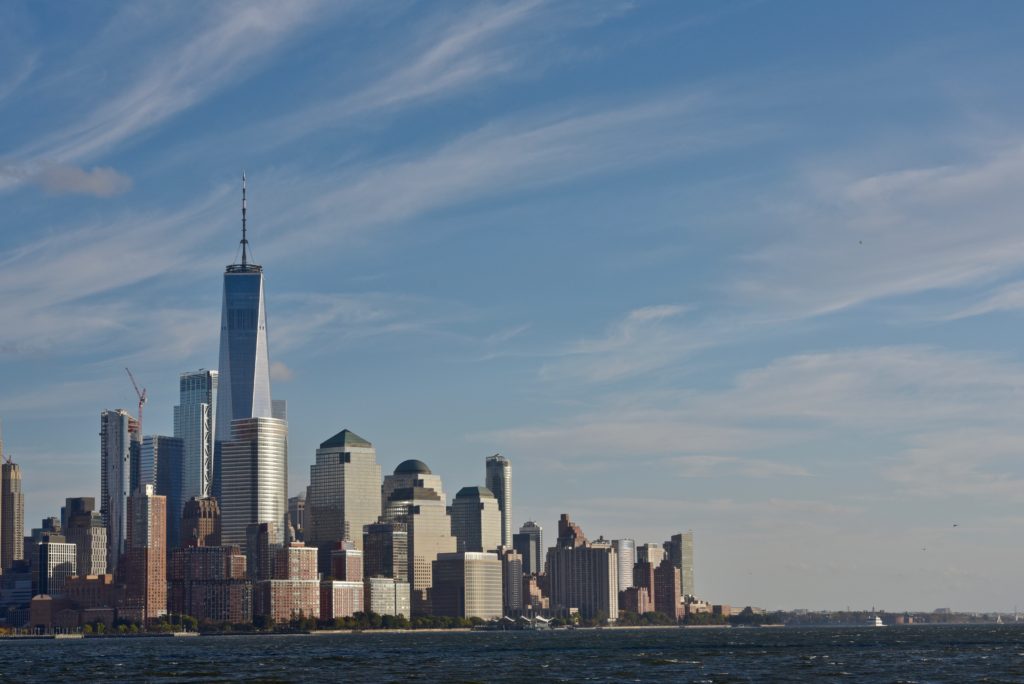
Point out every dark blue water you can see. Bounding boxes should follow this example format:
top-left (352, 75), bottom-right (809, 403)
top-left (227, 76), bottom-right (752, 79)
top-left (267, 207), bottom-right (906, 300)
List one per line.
top-left (2, 625), bottom-right (1024, 682)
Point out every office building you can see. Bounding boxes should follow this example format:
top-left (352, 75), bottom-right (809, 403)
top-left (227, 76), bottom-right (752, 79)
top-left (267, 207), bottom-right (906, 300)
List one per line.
top-left (288, 493), bottom-right (305, 541)
top-left (1, 451), bottom-right (24, 572)
top-left (665, 531), bottom-right (695, 597)
top-left (363, 521), bottom-right (408, 581)
top-left (484, 454), bottom-right (512, 547)
top-left (100, 409), bottom-right (138, 574)
top-left (545, 514), bottom-right (619, 622)
top-left (63, 499), bottom-right (106, 577)
top-left (182, 496), bottom-right (221, 547)
top-left (364, 576), bottom-right (411, 617)
top-left (123, 484), bottom-right (167, 621)
top-left (37, 537), bottom-right (76, 596)
top-left (383, 480), bottom-right (456, 616)
top-left (497, 546), bottom-right (523, 616)
top-left (141, 435), bottom-right (185, 550)
top-left (220, 417), bottom-right (288, 553)
top-left (612, 539), bottom-right (635, 590)
top-left (450, 486), bottom-right (501, 553)
top-left (381, 460), bottom-right (447, 511)
top-left (513, 520), bottom-right (543, 576)
top-left (214, 176), bottom-right (274, 501)
top-left (306, 429), bottom-right (381, 573)
top-left (636, 542), bottom-right (665, 567)
top-left (168, 544), bottom-right (251, 624)
top-left (173, 369), bottom-right (218, 501)
top-left (431, 552), bottom-right (503, 620)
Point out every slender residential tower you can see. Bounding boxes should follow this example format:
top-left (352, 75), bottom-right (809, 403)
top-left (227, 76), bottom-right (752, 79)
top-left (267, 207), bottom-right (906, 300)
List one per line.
top-left (100, 408), bottom-right (139, 575)
top-left (214, 175), bottom-right (287, 553)
top-left (214, 174), bottom-right (273, 499)
top-left (174, 369), bottom-right (218, 501)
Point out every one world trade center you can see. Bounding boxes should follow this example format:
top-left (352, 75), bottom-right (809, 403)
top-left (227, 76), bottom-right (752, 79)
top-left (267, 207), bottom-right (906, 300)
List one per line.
top-left (214, 175), bottom-right (287, 551)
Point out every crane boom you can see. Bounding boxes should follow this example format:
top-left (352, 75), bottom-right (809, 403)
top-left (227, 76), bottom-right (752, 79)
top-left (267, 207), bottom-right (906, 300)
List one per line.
top-left (125, 368), bottom-right (148, 438)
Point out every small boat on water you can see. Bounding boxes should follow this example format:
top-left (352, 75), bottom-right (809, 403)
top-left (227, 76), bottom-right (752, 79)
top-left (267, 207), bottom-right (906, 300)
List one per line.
top-left (868, 616), bottom-right (885, 627)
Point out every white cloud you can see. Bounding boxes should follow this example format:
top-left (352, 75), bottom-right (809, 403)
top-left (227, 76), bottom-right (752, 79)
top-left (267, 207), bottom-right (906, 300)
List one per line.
top-left (34, 164), bottom-right (132, 197)
top-left (270, 361), bottom-right (294, 382)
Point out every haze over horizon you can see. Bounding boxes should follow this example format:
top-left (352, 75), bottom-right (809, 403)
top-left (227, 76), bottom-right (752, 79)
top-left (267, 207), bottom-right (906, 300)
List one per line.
top-left (2, 1), bottom-right (1023, 613)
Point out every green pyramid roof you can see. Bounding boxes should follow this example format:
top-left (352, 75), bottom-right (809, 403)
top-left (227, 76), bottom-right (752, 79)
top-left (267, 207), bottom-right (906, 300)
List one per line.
top-left (319, 429), bottom-right (372, 449)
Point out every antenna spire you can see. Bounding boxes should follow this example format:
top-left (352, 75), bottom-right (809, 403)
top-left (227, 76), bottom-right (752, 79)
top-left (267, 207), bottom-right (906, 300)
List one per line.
top-left (241, 171), bottom-right (248, 266)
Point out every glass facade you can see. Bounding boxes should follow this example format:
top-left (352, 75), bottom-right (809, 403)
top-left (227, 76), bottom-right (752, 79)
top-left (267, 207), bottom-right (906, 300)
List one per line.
top-left (220, 417), bottom-right (288, 553)
top-left (485, 454), bottom-right (512, 547)
top-left (450, 486), bottom-right (501, 553)
top-left (214, 266), bottom-right (272, 499)
top-left (100, 409), bottom-right (137, 575)
top-left (514, 521), bottom-right (543, 576)
top-left (174, 369), bottom-right (218, 501)
top-left (141, 435), bottom-right (185, 551)
top-left (612, 538), bottom-right (636, 590)
top-left (383, 484), bottom-right (456, 616)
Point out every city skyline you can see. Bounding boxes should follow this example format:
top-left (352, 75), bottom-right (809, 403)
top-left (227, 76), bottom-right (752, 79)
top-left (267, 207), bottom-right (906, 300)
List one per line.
top-left (2, 1), bottom-right (1024, 613)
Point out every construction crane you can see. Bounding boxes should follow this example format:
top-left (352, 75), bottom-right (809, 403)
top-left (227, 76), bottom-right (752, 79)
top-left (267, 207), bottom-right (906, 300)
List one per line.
top-left (125, 368), bottom-right (148, 438)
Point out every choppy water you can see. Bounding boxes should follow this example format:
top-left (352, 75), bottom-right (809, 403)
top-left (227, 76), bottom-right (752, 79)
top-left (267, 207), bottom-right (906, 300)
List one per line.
top-left (2, 624), bottom-right (1024, 682)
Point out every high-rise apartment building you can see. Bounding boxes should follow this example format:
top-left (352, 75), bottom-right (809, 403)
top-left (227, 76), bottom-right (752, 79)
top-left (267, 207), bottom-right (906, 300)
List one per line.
top-left (141, 435), bottom-right (185, 551)
top-left (214, 176), bottom-right (275, 500)
top-left (220, 417), bottom-right (288, 553)
top-left (450, 486), bottom-right (501, 553)
top-left (545, 514), bottom-right (619, 622)
top-left (513, 521), bottom-right (543, 576)
top-left (382, 478), bottom-right (456, 616)
top-left (484, 454), bottom-right (511, 548)
top-left (169, 544), bottom-right (250, 624)
top-left (497, 546), bottom-right (523, 616)
top-left (124, 484), bottom-right (167, 621)
top-left (431, 552), bottom-right (503, 620)
top-left (1, 449), bottom-right (24, 573)
top-left (612, 539), bottom-right (635, 590)
top-left (364, 576), bottom-right (411, 617)
top-left (307, 429), bottom-right (381, 573)
top-left (256, 542), bottom-right (320, 623)
top-left (330, 540), bottom-right (363, 582)
top-left (363, 521), bottom-right (408, 581)
top-left (100, 409), bottom-right (138, 575)
top-left (174, 369), bottom-right (218, 502)
top-left (653, 557), bottom-right (683, 620)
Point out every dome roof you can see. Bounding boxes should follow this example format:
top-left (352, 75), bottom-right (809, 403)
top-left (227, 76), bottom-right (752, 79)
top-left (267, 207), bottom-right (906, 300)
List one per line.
top-left (395, 459), bottom-right (432, 475)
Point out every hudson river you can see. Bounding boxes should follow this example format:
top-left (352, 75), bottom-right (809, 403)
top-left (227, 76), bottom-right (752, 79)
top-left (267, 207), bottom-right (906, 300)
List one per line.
top-left (1, 624), bottom-right (1021, 682)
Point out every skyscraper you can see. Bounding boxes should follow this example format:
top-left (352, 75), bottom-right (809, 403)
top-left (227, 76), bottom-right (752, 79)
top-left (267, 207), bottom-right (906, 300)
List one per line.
top-left (545, 514), bottom-right (619, 622)
top-left (513, 521), bottom-right (543, 576)
top-left (220, 417), bottom-right (288, 553)
top-left (214, 175), bottom-right (273, 500)
top-left (100, 409), bottom-right (138, 575)
top-left (141, 435), bottom-right (185, 551)
top-left (431, 552), bottom-right (503, 620)
top-left (382, 474), bottom-right (456, 616)
top-left (363, 521), bottom-right (408, 581)
top-left (381, 460), bottom-right (447, 510)
top-left (612, 539), bottom-right (635, 591)
top-left (63, 498), bottom-right (106, 576)
top-left (174, 369), bottom-right (218, 501)
top-left (124, 484), bottom-right (167, 621)
top-left (306, 429), bottom-right (382, 573)
top-left (665, 531), bottom-right (695, 597)
top-left (484, 454), bottom-right (512, 548)
top-left (450, 486), bottom-right (501, 553)
top-left (1, 437), bottom-right (24, 573)
top-left (182, 496), bottom-right (221, 548)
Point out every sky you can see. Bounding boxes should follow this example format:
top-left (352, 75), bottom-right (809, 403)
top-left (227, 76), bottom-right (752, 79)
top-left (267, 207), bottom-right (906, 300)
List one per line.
top-left (2, 0), bottom-right (1024, 612)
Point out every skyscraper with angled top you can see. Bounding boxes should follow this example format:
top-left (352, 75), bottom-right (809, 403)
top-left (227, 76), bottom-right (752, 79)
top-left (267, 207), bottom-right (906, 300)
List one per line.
top-left (214, 174), bottom-right (274, 500)
top-left (214, 176), bottom-right (287, 554)
top-left (1, 420), bottom-right (25, 573)
top-left (484, 454), bottom-right (511, 548)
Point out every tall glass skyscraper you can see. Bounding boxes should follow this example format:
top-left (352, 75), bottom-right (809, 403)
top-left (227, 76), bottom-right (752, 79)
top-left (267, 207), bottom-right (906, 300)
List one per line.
top-left (485, 454), bottom-right (512, 547)
top-left (213, 176), bottom-right (286, 554)
top-left (214, 175), bottom-right (273, 499)
top-left (174, 369), bottom-right (218, 501)
top-left (100, 408), bottom-right (139, 575)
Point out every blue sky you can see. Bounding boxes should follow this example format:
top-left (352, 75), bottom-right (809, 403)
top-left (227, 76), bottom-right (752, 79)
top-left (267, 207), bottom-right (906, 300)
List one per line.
top-left (3, 0), bottom-right (1024, 611)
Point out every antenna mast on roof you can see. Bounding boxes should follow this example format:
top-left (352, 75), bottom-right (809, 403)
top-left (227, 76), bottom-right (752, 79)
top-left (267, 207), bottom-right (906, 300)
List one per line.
top-left (240, 171), bottom-right (249, 266)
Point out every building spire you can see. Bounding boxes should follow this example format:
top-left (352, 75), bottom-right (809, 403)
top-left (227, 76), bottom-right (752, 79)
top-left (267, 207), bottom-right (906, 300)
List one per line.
top-left (241, 171), bottom-right (249, 266)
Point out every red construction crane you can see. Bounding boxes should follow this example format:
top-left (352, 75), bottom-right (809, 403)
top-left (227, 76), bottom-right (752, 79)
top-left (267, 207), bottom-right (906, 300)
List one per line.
top-left (125, 368), bottom-right (148, 437)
